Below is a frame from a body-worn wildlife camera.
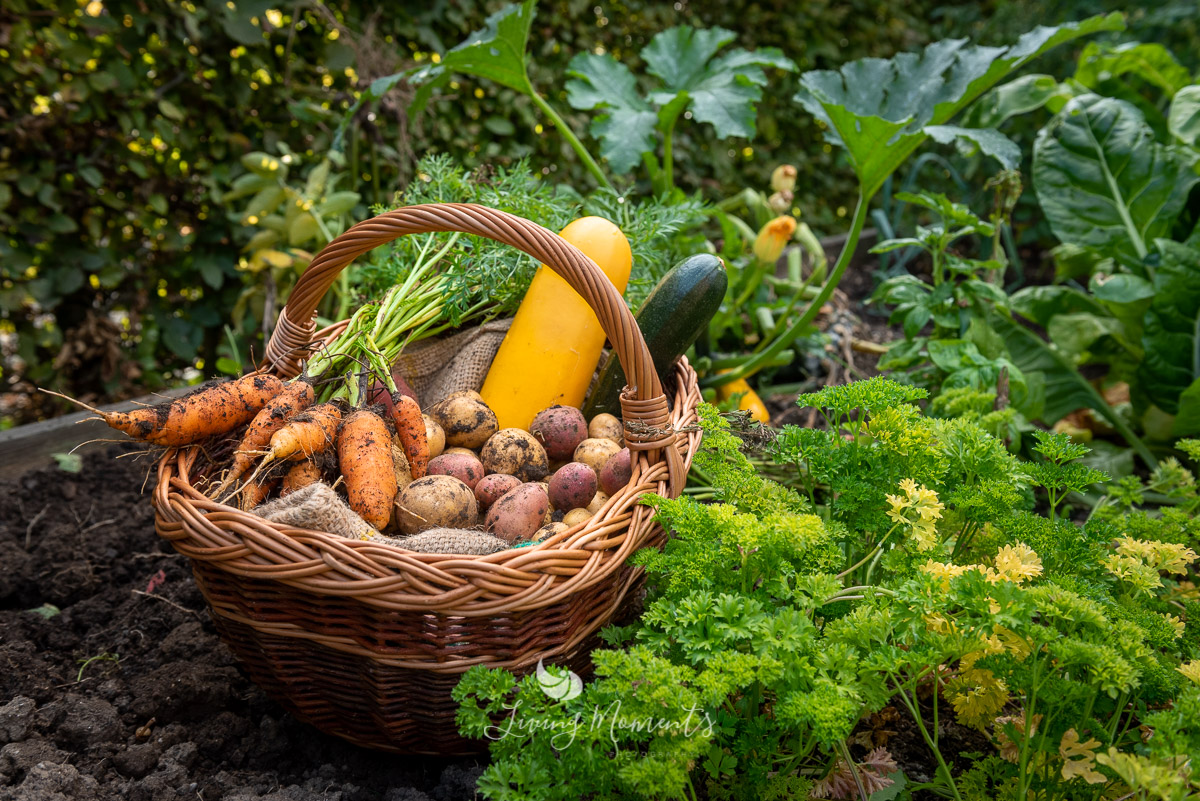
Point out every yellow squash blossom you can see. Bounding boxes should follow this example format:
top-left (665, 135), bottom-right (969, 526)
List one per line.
top-left (753, 215), bottom-right (797, 264)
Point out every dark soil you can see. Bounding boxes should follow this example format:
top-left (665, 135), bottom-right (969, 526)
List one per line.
top-left (0, 446), bottom-right (482, 801)
top-left (0, 429), bottom-right (976, 801)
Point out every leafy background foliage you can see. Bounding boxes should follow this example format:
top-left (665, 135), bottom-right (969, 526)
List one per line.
top-left (1, 0), bottom-right (1193, 427)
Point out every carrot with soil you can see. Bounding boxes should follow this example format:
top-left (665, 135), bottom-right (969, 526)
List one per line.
top-left (338, 409), bottom-right (398, 530)
top-left (388, 393), bottom-right (429, 479)
top-left (281, 460), bottom-right (322, 497)
top-left (214, 380), bottom-right (315, 495)
top-left (43, 373), bottom-right (283, 446)
top-left (251, 403), bottom-right (344, 474)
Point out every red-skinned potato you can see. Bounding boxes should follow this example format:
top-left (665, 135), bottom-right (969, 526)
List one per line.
top-left (529, 405), bottom-right (589, 461)
top-left (427, 452), bottom-right (486, 490)
top-left (599, 448), bottom-right (632, 495)
top-left (485, 483), bottom-right (550, 544)
top-left (548, 462), bottom-right (598, 511)
top-left (474, 473), bottom-right (521, 509)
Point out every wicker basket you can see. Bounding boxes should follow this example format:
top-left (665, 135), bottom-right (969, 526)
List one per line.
top-left (152, 203), bottom-right (701, 755)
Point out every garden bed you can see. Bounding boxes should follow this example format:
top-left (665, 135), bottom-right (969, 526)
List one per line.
top-left (0, 447), bottom-right (482, 801)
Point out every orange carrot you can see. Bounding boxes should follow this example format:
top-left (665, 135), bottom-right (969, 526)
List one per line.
top-left (261, 403), bottom-right (343, 466)
top-left (281, 460), bottom-right (322, 496)
top-left (240, 474), bottom-right (278, 511)
top-left (45, 373), bottom-right (283, 446)
top-left (218, 380), bottom-right (314, 493)
top-left (387, 393), bottom-right (429, 479)
top-left (338, 409), bottom-right (397, 530)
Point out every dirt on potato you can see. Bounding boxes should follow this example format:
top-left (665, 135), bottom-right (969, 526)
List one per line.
top-left (0, 446), bottom-right (483, 801)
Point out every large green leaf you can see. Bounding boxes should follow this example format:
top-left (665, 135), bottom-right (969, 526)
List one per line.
top-left (409, 0), bottom-right (536, 114)
top-left (564, 54), bottom-right (657, 173)
top-left (1032, 95), bottom-right (1200, 270)
top-left (1074, 42), bottom-right (1192, 97)
top-left (566, 26), bottom-right (794, 172)
top-left (963, 74), bottom-right (1067, 129)
top-left (924, 125), bottom-right (1020, 169)
top-left (1168, 85), bottom-right (1200, 148)
top-left (794, 14), bottom-right (1123, 197)
top-left (1138, 240), bottom-right (1200, 415)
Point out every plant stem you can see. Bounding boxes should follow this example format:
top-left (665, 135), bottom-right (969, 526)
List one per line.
top-left (703, 193), bottom-right (870, 389)
top-left (529, 91), bottom-right (614, 192)
top-left (661, 111), bottom-right (678, 193)
top-left (891, 673), bottom-right (963, 801)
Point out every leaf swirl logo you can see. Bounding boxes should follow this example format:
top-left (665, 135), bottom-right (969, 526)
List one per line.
top-left (535, 659), bottom-right (583, 701)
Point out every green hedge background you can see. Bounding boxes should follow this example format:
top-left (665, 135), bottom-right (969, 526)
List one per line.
top-left (0, 0), bottom-right (1187, 425)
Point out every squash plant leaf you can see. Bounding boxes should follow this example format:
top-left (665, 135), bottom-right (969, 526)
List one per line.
top-left (1168, 85), bottom-right (1200, 148)
top-left (566, 26), bottom-right (794, 172)
top-left (564, 54), bottom-right (658, 173)
top-left (962, 74), bottom-right (1068, 129)
top-left (1138, 240), bottom-right (1200, 416)
top-left (409, 0), bottom-right (537, 115)
top-left (1032, 94), bottom-right (1200, 271)
top-left (924, 124), bottom-right (1021, 169)
top-left (794, 13), bottom-right (1124, 198)
top-left (1074, 41), bottom-right (1193, 97)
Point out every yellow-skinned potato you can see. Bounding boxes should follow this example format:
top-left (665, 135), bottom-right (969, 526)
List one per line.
top-left (481, 428), bottom-right (549, 482)
top-left (394, 475), bottom-right (478, 535)
top-left (423, 414), bottom-right (446, 459)
top-left (586, 491), bottom-right (609, 515)
top-left (574, 437), bottom-right (622, 475)
top-left (562, 508), bottom-right (593, 527)
top-left (533, 522), bottom-right (569, 542)
top-left (431, 395), bottom-right (498, 449)
top-left (588, 413), bottom-right (623, 445)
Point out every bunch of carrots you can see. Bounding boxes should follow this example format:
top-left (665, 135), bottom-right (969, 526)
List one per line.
top-left (50, 370), bottom-right (429, 529)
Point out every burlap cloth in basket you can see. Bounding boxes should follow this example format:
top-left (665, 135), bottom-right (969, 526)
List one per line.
top-left (253, 482), bottom-right (508, 555)
top-left (393, 318), bottom-right (511, 406)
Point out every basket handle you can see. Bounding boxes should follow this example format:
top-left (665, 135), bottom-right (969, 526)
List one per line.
top-left (261, 203), bottom-right (684, 493)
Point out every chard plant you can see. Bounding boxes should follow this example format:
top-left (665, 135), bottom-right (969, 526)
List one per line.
top-left (705, 12), bottom-right (1126, 392)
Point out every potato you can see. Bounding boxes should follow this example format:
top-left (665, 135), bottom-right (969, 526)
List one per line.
top-left (562, 508), bottom-right (593, 527)
top-left (588, 413), bottom-right (623, 445)
top-left (423, 414), bottom-right (446, 459)
top-left (530, 405), bottom-right (589, 461)
top-left (428, 452), bottom-right (486, 490)
top-left (481, 428), bottom-right (549, 482)
top-left (444, 390), bottom-right (485, 402)
top-left (444, 446), bottom-right (477, 457)
top-left (486, 483), bottom-right (550, 544)
top-left (548, 462), bottom-right (598, 511)
top-left (431, 395), bottom-right (498, 449)
top-left (394, 475), bottom-right (478, 535)
top-left (391, 443), bottom-right (414, 493)
top-left (587, 491), bottom-right (609, 515)
top-left (573, 437), bottom-right (622, 475)
top-left (474, 473), bottom-right (521, 510)
top-left (533, 522), bottom-right (569, 542)
top-left (599, 448), bottom-right (632, 495)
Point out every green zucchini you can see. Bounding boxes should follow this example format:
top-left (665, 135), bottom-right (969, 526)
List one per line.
top-left (584, 254), bottom-right (728, 417)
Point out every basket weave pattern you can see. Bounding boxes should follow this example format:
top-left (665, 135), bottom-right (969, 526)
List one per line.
top-left (152, 204), bottom-right (701, 754)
